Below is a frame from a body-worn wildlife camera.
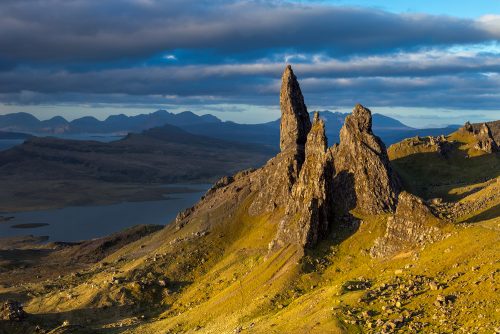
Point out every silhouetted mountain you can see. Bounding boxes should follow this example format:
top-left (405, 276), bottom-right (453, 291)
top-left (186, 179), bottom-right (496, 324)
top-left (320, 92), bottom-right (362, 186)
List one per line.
top-left (0, 112), bottom-right (40, 132)
top-left (0, 109), bottom-right (459, 146)
top-left (0, 110), bottom-right (221, 135)
top-left (182, 111), bottom-right (456, 146)
top-left (0, 123), bottom-right (274, 186)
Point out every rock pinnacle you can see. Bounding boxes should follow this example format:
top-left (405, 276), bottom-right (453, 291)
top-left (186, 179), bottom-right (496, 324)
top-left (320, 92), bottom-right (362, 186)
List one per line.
top-left (279, 65), bottom-right (311, 152)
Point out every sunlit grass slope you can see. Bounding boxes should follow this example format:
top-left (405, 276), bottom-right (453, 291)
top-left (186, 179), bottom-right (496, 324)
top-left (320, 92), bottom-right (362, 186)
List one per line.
top-left (388, 129), bottom-right (499, 200)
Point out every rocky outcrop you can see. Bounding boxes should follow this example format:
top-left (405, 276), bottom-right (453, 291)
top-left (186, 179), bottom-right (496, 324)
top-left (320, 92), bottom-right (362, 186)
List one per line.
top-left (463, 121), bottom-right (499, 153)
top-left (0, 300), bottom-right (26, 321)
top-left (178, 67), bottom-right (409, 252)
top-left (272, 112), bottom-right (334, 248)
top-left (279, 65), bottom-right (311, 153)
top-left (474, 123), bottom-right (498, 153)
top-left (248, 66), bottom-right (311, 215)
top-left (332, 104), bottom-right (401, 215)
top-left (370, 192), bottom-right (443, 257)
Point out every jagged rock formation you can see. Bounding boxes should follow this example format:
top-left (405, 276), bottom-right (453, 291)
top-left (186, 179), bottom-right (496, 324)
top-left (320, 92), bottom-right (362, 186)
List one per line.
top-left (370, 192), bottom-right (443, 257)
top-left (474, 123), bottom-right (498, 153)
top-left (178, 68), bottom-right (402, 250)
top-left (248, 66), bottom-right (311, 215)
top-left (332, 104), bottom-right (401, 215)
top-left (279, 65), bottom-right (311, 152)
top-left (272, 113), bottom-right (334, 248)
top-left (463, 121), bottom-right (499, 153)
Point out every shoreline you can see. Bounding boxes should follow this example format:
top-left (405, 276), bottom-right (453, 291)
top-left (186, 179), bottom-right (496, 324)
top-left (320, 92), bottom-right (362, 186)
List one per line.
top-left (0, 181), bottom-right (213, 213)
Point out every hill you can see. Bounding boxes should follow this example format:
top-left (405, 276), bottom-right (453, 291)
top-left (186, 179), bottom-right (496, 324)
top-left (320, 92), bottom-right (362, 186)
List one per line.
top-left (0, 131), bottom-right (32, 140)
top-left (388, 120), bottom-right (500, 200)
top-left (0, 66), bottom-right (498, 334)
top-left (0, 124), bottom-right (274, 211)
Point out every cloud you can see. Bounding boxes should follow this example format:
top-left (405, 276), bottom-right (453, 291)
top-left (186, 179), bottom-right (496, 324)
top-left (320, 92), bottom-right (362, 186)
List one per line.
top-left (0, 0), bottom-right (499, 63)
top-left (0, 0), bottom-right (499, 119)
top-left (0, 62), bottom-right (499, 110)
top-left (163, 54), bottom-right (177, 61)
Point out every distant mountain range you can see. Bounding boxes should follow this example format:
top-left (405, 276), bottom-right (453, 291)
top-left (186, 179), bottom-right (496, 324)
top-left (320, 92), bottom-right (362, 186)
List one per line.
top-left (0, 110), bottom-right (460, 146)
top-left (0, 110), bottom-right (219, 135)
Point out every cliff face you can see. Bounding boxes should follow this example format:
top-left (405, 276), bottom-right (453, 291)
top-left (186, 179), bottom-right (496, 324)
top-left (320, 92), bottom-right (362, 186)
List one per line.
top-left (332, 104), bottom-right (401, 216)
top-left (370, 192), bottom-right (443, 257)
top-left (464, 121), bottom-right (499, 153)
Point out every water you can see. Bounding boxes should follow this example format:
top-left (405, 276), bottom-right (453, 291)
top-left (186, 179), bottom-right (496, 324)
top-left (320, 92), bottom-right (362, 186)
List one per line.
top-left (0, 184), bottom-right (210, 242)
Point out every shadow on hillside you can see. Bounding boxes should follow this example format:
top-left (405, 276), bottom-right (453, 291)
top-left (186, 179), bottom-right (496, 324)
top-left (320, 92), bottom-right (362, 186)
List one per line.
top-left (0, 295), bottom-right (172, 333)
top-left (463, 204), bottom-right (500, 224)
top-left (390, 151), bottom-right (499, 201)
top-left (302, 171), bottom-right (360, 272)
top-left (330, 171), bottom-right (360, 245)
top-left (332, 171), bottom-right (357, 215)
top-left (23, 304), bottom-right (145, 333)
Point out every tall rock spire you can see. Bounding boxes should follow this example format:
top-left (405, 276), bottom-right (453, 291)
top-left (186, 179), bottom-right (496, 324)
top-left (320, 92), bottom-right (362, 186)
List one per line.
top-left (280, 65), bottom-right (311, 152)
top-left (248, 65), bottom-right (311, 215)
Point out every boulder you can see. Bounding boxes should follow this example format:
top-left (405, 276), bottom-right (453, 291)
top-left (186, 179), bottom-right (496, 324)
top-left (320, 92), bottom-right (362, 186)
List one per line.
top-left (370, 192), bottom-right (443, 257)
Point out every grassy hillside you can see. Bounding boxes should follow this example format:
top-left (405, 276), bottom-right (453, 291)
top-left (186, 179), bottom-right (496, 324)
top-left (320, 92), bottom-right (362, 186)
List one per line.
top-left (1, 171), bottom-right (498, 334)
top-left (388, 128), bottom-right (499, 200)
top-left (0, 126), bottom-right (499, 333)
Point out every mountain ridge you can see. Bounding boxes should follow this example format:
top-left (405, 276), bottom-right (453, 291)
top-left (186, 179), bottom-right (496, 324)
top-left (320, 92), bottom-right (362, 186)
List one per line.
top-left (0, 109), bottom-right (463, 147)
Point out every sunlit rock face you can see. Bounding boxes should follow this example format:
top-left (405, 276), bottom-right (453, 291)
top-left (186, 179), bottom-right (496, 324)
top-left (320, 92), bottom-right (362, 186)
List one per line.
top-left (472, 123), bottom-right (498, 153)
top-left (250, 68), bottom-right (403, 250)
top-left (273, 112), bottom-right (334, 248)
top-left (332, 104), bottom-right (401, 216)
top-left (370, 191), bottom-right (442, 258)
top-left (248, 65), bottom-right (311, 216)
top-left (279, 64), bottom-right (311, 153)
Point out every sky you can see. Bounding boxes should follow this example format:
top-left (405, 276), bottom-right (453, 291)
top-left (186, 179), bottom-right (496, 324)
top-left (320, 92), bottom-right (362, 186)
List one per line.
top-left (0, 0), bottom-right (500, 127)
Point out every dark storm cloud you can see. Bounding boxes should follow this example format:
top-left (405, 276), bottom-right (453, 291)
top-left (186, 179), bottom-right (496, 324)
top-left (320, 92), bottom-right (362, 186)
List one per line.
top-left (0, 0), bottom-right (499, 113)
top-left (0, 0), bottom-right (498, 62)
top-left (0, 51), bottom-right (499, 98)
top-left (1, 67), bottom-right (499, 110)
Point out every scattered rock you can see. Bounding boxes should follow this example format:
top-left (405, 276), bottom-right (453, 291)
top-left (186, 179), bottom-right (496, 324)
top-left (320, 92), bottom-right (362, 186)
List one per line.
top-left (1, 300), bottom-right (26, 321)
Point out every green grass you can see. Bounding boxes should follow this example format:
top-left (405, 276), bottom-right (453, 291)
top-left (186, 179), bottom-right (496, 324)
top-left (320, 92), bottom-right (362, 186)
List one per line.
top-left (388, 131), bottom-right (500, 200)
